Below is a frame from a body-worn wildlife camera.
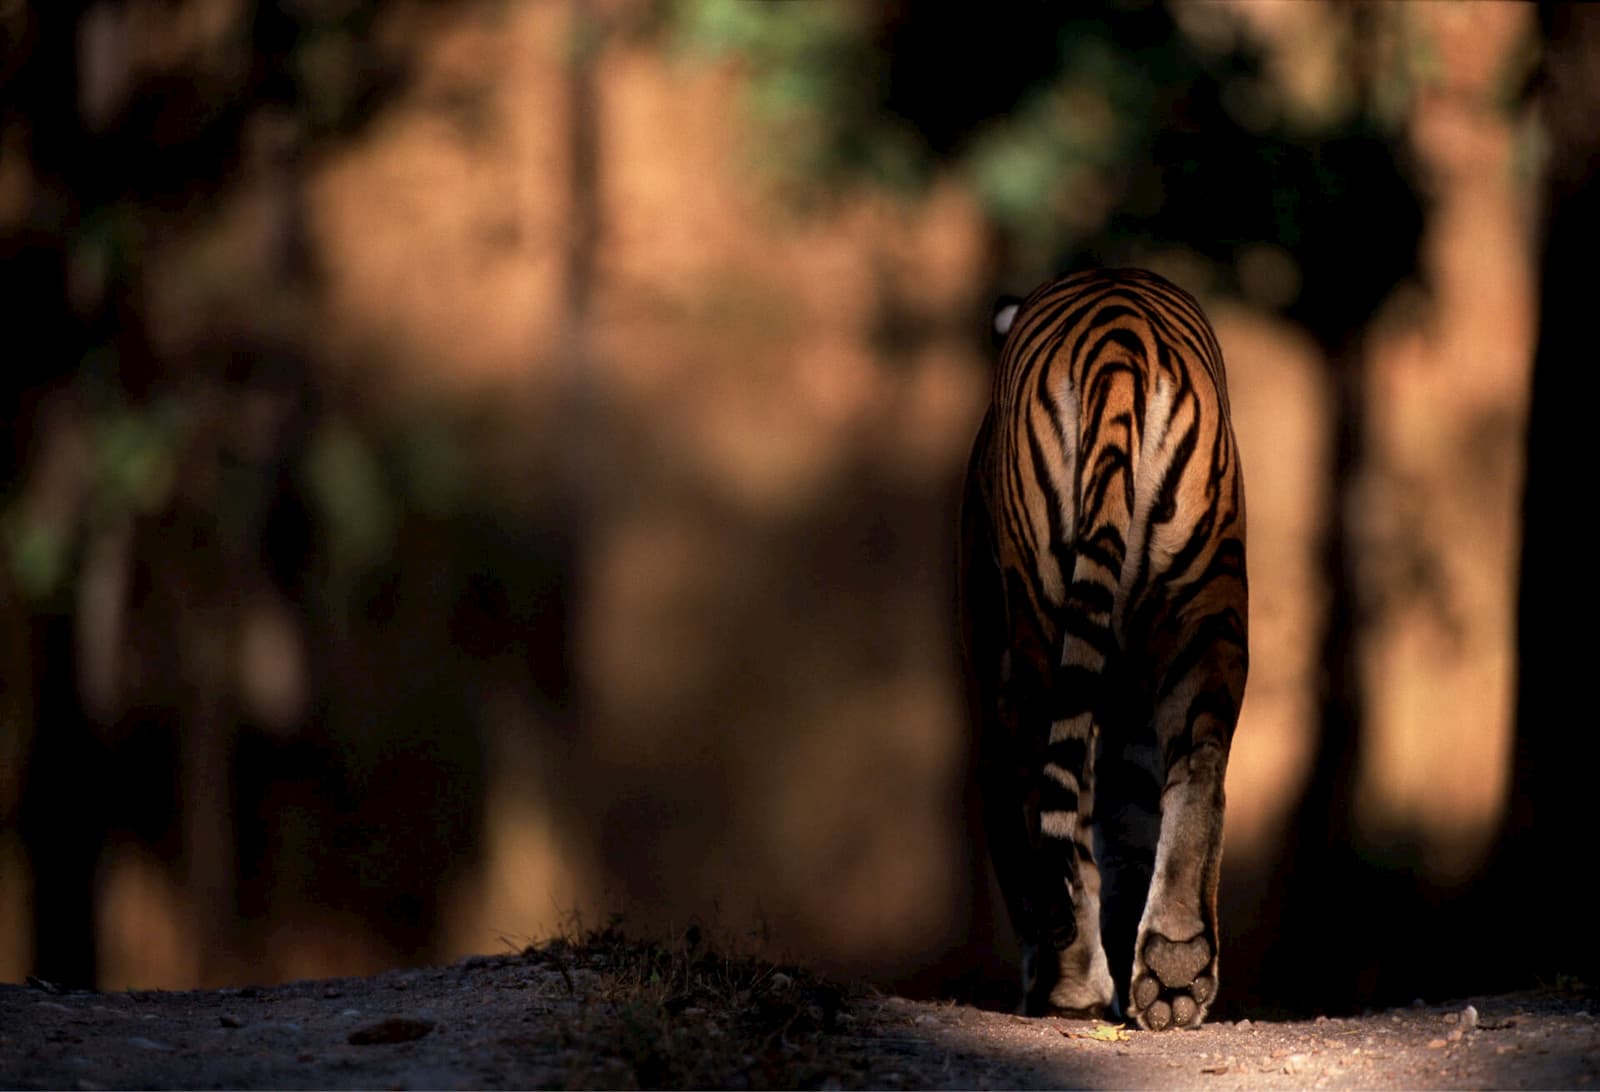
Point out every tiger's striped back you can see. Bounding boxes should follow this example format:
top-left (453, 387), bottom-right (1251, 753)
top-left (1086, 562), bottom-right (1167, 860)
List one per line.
top-left (960, 267), bottom-right (1247, 1029)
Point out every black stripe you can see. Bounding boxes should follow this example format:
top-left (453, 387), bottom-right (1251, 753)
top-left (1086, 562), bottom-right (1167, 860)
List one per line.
top-left (1183, 688), bottom-right (1240, 744)
top-left (1157, 538), bottom-right (1247, 623)
top-left (1024, 411), bottom-right (1068, 587)
top-left (1084, 325), bottom-right (1147, 368)
top-left (1046, 735), bottom-right (1090, 776)
top-left (1051, 665), bottom-right (1101, 719)
top-left (1078, 526), bottom-right (1126, 574)
top-left (1163, 687), bottom-right (1242, 771)
top-left (1039, 781), bottom-right (1080, 816)
top-left (1057, 609), bottom-right (1114, 658)
top-left (1154, 607), bottom-right (1248, 707)
top-left (1065, 578), bottom-right (1114, 617)
top-left (1082, 448), bottom-right (1131, 521)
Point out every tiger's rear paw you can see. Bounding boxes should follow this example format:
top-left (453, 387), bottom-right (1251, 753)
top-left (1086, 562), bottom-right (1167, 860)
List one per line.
top-left (1130, 931), bottom-right (1215, 1030)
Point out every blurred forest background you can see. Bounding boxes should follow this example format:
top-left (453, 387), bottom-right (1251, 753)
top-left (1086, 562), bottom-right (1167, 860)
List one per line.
top-left (0, 0), bottom-right (1593, 1020)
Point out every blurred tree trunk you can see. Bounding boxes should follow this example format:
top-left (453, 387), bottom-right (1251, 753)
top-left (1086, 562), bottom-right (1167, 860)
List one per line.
top-left (20, 614), bottom-right (103, 989)
top-left (181, 111), bottom-right (316, 985)
top-left (1258, 6), bottom-right (1384, 1013)
top-left (1253, 327), bottom-right (1374, 1014)
top-left (548, 0), bottom-right (603, 724)
top-left (1500, 4), bottom-right (1600, 986)
top-left (10, 3), bottom-right (107, 991)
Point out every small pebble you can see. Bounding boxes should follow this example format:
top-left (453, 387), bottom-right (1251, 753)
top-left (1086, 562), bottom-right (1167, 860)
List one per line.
top-left (126, 1036), bottom-right (174, 1052)
top-left (219, 1014), bottom-right (243, 1029)
top-left (1462, 1005), bottom-right (1479, 1031)
top-left (1428, 1038), bottom-right (1448, 1049)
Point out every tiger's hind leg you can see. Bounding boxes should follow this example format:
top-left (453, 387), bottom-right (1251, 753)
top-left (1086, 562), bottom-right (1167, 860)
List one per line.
top-left (1017, 804), bottom-right (1115, 1018)
top-left (1094, 720), bottom-right (1162, 1021)
top-left (1020, 742), bottom-right (1114, 1018)
top-left (1021, 593), bottom-right (1118, 1018)
top-left (1128, 615), bottom-right (1246, 1030)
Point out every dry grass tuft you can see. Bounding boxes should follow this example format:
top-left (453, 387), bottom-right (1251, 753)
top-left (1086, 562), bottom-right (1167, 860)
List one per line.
top-left (521, 921), bottom-right (876, 1089)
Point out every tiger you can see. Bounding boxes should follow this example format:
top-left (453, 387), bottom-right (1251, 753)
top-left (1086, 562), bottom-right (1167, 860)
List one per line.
top-left (958, 267), bottom-right (1248, 1030)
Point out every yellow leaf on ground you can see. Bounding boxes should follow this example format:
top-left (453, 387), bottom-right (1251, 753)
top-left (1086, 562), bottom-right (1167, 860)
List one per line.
top-left (1062, 1023), bottom-right (1131, 1042)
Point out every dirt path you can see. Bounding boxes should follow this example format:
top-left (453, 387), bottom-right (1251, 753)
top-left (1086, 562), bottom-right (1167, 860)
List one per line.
top-left (4, 942), bottom-right (1597, 1089)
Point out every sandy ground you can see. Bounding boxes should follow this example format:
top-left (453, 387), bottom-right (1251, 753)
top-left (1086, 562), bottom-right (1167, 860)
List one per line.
top-left (4, 943), bottom-right (1598, 1090)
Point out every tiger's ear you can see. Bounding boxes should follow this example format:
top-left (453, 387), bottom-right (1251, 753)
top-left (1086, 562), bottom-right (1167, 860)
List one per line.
top-left (992, 296), bottom-right (1022, 346)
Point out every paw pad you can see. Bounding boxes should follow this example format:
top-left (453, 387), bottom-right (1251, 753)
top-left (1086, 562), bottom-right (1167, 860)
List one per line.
top-left (1131, 932), bottom-right (1216, 1031)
